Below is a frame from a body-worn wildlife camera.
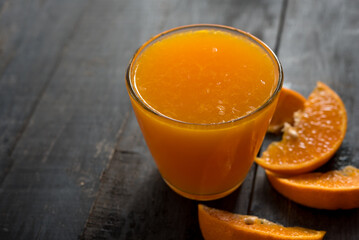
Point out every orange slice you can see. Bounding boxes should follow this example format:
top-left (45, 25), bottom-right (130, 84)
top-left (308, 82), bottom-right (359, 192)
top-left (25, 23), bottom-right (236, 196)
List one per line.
top-left (266, 166), bottom-right (359, 210)
top-left (268, 87), bottom-right (306, 133)
top-left (256, 82), bottom-right (347, 175)
top-left (198, 204), bottom-right (326, 240)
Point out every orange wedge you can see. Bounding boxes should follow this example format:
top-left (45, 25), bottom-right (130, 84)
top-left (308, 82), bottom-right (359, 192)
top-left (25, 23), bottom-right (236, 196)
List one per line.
top-left (256, 82), bottom-right (347, 175)
top-left (198, 204), bottom-right (326, 240)
top-left (268, 87), bottom-right (306, 133)
top-left (266, 166), bottom-right (359, 210)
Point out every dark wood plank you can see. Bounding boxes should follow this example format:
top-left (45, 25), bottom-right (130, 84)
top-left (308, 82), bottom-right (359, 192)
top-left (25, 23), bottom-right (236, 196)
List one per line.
top-left (81, 0), bottom-right (284, 239)
top-left (251, 1), bottom-right (359, 239)
top-left (0, 0), bottom-right (133, 239)
top-left (0, 0), bottom-right (88, 182)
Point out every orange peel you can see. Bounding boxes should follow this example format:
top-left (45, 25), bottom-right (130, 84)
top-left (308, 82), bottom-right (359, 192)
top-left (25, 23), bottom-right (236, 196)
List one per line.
top-left (266, 166), bottom-right (359, 210)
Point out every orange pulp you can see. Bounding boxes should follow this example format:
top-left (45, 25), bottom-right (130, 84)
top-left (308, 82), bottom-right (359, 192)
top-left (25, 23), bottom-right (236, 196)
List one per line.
top-left (127, 26), bottom-right (281, 200)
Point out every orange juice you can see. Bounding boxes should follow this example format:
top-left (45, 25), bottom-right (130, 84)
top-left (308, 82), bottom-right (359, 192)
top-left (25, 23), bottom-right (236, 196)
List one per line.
top-left (126, 25), bottom-right (282, 200)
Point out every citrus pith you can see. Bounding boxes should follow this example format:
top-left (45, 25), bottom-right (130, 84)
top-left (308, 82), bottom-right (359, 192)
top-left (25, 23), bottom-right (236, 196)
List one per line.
top-left (268, 87), bottom-right (306, 133)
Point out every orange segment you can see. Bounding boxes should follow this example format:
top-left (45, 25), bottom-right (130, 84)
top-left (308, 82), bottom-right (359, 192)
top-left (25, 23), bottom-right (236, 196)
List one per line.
top-left (256, 82), bottom-right (347, 175)
top-left (268, 87), bottom-right (306, 133)
top-left (266, 166), bottom-right (359, 209)
top-left (198, 204), bottom-right (326, 240)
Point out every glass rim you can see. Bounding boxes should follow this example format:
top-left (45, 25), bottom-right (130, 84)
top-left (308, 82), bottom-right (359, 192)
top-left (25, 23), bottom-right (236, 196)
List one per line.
top-left (126, 24), bottom-right (283, 126)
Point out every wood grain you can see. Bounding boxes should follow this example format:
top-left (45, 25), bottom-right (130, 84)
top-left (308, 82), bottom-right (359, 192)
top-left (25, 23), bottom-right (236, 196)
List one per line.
top-left (0, 0), bottom-right (88, 183)
top-left (1, 0), bottom-right (358, 239)
top-left (0, 0), bottom-right (129, 239)
top-left (251, 1), bottom-right (359, 240)
top-left (81, 0), bottom-right (284, 239)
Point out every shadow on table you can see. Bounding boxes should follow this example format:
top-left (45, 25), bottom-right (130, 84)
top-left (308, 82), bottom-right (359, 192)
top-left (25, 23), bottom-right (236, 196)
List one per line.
top-left (120, 168), bottom-right (245, 240)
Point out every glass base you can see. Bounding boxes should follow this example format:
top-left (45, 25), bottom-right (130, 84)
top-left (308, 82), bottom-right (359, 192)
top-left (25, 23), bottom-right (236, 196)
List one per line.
top-left (163, 179), bottom-right (244, 201)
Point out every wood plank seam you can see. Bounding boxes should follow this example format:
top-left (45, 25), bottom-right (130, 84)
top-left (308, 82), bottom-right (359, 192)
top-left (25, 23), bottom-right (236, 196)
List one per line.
top-left (274, 0), bottom-right (288, 56)
top-left (247, 0), bottom-right (288, 215)
top-left (246, 163), bottom-right (258, 214)
top-left (97, 109), bottom-right (132, 180)
top-left (80, 109), bottom-right (132, 238)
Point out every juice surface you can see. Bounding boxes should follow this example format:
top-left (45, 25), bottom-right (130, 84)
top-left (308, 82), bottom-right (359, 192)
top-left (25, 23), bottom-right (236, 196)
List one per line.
top-left (132, 29), bottom-right (277, 124)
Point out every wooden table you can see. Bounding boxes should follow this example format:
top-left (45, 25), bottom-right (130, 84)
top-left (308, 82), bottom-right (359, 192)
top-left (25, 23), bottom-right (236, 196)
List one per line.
top-left (0, 0), bottom-right (358, 239)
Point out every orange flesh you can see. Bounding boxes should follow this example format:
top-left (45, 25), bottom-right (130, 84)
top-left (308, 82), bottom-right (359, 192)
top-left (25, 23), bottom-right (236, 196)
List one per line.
top-left (129, 28), bottom-right (279, 198)
top-left (198, 204), bottom-right (325, 239)
top-left (259, 82), bottom-right (347, 174)
top-left (206, 208), bottom-right (319, 236)
top-left (133, 29), bottom-right (277, 124)
top-left (287, 166), bottom-right (359, 188)
top-left (268, 87), bottom-right (306, 133)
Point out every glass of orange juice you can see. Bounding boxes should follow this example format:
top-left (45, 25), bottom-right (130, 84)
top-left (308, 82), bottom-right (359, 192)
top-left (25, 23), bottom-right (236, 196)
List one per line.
top-left (126, 24), bottom-right (283, 201)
